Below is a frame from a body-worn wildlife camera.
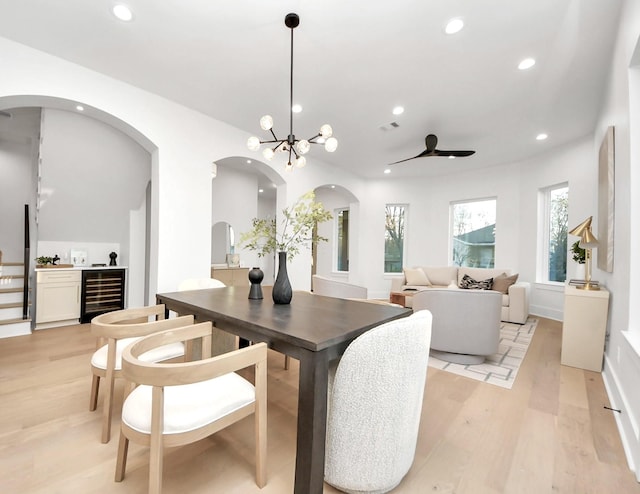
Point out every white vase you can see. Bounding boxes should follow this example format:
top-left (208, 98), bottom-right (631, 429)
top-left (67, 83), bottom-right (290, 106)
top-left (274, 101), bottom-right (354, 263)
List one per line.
top-left (574, 263), bottom-right (586, 280)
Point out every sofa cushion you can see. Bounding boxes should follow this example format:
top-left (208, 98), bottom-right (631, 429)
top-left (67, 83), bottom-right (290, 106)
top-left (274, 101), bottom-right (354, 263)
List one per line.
top-left (459, 274), bottom-right (493, 290)
top-left (457, 267), bottom-right (510, 285)
top-left (492, 273), bottom-right (519, 294)
top-left (403, 267), bottom-right (431, 286)
top-left (422, 266), bottom-right (458, 286)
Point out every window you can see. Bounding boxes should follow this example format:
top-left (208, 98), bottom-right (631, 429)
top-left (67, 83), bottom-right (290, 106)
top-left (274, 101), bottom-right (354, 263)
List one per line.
top-left (451, 198), bottom-right (496, 268)
top-left (539, 183), bottom-right (568, 282)
top-left (384, 205), bottom-right (406, 273)
top-left (335, 208), bottom-right (349, 272)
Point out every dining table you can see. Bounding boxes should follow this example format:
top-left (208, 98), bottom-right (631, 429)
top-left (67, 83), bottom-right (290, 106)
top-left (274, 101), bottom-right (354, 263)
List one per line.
top-left (156, 285), bottom-right (412, 494)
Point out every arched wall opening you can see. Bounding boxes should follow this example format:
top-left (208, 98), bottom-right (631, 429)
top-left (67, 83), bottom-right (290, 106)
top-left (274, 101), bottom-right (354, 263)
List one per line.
top-left (0, 95), bottom-right (157, 310)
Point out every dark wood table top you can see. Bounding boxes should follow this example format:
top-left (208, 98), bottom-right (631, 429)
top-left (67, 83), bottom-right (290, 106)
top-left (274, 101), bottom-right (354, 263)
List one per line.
top-left (156, 285), bottom-right (412, 353)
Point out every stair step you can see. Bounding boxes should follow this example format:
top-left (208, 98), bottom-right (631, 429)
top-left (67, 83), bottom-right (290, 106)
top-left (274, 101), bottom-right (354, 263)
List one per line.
top-left (0, 287), bottom-right (24, 294)
top-left (0, 302), bottom-right (27, 309)
top-left (0, 317), bottom-right (31, 326)
top-left (0, 262), bottom-right (24, 267)
top-left (0, 275), bottom-right (24, 279)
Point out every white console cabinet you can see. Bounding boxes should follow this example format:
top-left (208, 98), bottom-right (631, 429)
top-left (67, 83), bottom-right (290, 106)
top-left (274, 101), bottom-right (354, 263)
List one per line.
top-left (35, 270), bottom-right (81, 327)
top-left (561, 285), bottom-right (610, 372)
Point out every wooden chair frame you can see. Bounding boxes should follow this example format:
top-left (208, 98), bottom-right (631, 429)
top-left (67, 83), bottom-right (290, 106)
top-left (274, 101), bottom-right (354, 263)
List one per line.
top-left (115, 321), bottom-right (267, 494)
top-left (90, 304), bottom-right (193, 443)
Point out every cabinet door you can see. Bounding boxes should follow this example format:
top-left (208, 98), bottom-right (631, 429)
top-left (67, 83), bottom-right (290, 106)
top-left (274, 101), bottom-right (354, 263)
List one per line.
top-left (36, 282), bottom-right (81, 323)
top-left (211, 268), bottom-right (234, 286)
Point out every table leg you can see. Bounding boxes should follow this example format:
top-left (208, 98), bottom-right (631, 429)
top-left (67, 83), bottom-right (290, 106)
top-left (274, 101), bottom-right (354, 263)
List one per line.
top-left (294, 349), bottom-right (329, 494)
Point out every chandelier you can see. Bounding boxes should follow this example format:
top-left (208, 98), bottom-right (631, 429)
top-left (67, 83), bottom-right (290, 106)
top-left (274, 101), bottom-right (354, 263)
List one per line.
top-left (247, 13), bottom-right (338, 171)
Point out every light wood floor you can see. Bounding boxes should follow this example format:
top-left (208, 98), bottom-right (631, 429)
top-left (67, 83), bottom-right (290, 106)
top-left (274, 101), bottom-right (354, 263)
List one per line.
top-left (1, 317), bottom-right (639, 493)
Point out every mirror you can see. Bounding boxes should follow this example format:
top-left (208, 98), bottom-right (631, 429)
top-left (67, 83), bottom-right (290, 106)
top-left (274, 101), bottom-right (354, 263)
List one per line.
top-left (211, 221), bottom-right (234, 264)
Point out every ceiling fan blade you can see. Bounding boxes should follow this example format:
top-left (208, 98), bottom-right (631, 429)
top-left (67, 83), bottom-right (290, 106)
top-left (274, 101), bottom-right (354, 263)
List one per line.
top-left (388, 149), bottom-right (431, 165)
top-left (433, 149), bottom-right (476, 157)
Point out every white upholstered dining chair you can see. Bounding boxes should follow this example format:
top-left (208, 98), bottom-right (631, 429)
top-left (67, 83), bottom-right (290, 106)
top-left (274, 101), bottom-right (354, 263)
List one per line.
top-left (89, 304), bottom-right (191, 443)
top-left (324, 310), bottom-right (432, 494)
top-left (115, 321), bottom-right (268, 494)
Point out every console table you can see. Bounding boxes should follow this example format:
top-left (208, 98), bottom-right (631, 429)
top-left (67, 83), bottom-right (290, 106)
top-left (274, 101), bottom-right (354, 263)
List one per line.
top-left (561, 285), bottom-right (610, 372)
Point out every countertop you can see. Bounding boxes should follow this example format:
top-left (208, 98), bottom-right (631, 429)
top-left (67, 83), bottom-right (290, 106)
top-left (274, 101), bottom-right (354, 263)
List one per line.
top-left (34, 265), bottom-right (128, 272)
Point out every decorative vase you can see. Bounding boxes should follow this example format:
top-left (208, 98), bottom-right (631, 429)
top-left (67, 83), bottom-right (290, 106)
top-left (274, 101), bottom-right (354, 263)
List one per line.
top-left (272, 251), bottom-right (292, 304)
top-left (575, 263), bottom-right (586, 281)
top-left (248, 267), bottom-right (264, 300)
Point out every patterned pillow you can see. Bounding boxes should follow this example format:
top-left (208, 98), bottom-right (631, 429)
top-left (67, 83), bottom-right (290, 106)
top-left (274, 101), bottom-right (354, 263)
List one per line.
top-left (459, 274), bottom-right (493, 290)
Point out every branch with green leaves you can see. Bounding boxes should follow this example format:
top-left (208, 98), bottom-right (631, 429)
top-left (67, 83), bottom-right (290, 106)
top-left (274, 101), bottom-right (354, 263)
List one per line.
top-left (239, 191), bottom-right (333, 261)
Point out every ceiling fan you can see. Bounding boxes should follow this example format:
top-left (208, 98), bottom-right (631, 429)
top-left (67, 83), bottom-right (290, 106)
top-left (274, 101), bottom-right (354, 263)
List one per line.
top-left (389, 134), bottom-right (475, 165)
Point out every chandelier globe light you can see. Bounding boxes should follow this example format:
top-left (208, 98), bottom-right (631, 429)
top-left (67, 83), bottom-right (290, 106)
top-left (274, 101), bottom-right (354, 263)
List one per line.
top-left (247, 13), bottom-right (337, 171)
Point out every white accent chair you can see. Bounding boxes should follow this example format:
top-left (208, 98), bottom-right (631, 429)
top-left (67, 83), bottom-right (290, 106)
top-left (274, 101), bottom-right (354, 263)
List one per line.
top-left (312, 274), bottom-right (368, 299)
top-left (411, 288), bottom-right (502, 364)
top-left (177, 278), bottom-right (225, 290)
top-left (115, 321), bottom-right (267, 494)
top-left (89, 305), bottom-right (191, 443)
top-left (324, 310), bottom-right (432, 494)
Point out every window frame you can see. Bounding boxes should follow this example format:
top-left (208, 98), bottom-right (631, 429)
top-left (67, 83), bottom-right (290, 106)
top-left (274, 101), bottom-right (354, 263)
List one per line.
top-left (449, 197), bottom-right (497, 268)
top-left (537, 182), bottom-right (569, 284)
top-left (384, 204), bottom-right (408, 274)
top-left (334, 207), bottom-right (349, 273)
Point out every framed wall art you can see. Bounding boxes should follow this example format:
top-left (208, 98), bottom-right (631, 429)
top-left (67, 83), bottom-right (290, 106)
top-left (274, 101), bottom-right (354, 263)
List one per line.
top-left (597, 126), bottom-right (615, 272)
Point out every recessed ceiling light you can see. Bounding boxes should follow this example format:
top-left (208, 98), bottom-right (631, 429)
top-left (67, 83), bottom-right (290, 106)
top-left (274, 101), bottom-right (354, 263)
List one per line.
top-left (536, 133), bottom-right (548, 141)
top-left (392, 106), bottom-right (404, 116)
top-left (518, 58), bottom-right (536, 70)
top-left (112, 4), bottom-right (133, 22)
top-left (75, 105), bottom-right (84, 111)
top-left (384, 168), bottom-right (391, 174)
top-left (445, 18), bottom-right (464, 35)
top-left (292, 104), bottom-right (302, 113)
top-left (259, 188), bottom-right (264, 193)
top-left (448, 155), bottom-right (456, 160)
top-left (246, 159), bottom-right (252, 164)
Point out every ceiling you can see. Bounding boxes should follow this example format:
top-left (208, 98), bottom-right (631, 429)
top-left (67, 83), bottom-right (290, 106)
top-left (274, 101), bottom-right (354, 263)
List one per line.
top-left (0, 1), bottom-right (624, 180)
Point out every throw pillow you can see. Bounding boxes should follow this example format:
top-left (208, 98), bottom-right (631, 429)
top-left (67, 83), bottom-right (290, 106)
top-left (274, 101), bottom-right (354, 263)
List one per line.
top-left (492, 273), bottom-right (519, 294)
top-left (459, 274), bottom-right (493, 290)
top-left (403, 267), bottom-right (431, 286)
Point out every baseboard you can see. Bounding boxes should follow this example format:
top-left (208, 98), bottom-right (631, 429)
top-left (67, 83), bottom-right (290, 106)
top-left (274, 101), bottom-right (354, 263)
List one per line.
top-left (529, 304), bottom-right (563, 321)
top-left (602, 354), bottom-right (640, 481)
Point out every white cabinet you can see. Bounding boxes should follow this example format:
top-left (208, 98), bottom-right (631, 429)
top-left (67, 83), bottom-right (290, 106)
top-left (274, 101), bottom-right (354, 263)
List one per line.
top-left (36, 270), bottom-right (81, 326)
top-left (561, 285), bottom-right (610, 372)
top-left (210, 266), bottom-right (249, 286)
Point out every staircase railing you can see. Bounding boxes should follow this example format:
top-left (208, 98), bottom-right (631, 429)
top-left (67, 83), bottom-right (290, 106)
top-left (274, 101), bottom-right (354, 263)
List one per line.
top-left (23, 204), bottom-right (30, 319)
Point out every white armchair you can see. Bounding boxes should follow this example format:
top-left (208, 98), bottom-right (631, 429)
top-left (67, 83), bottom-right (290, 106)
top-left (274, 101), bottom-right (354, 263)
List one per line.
top-left (412, 288), bottom-right (502, 364)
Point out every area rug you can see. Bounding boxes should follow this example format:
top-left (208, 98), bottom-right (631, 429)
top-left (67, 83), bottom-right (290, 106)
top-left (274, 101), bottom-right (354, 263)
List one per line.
top-left (427, 317), bottom-right (538, 389)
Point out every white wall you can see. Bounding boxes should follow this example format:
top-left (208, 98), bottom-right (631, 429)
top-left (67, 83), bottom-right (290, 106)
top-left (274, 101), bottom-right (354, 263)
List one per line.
top-left (314, 186), bottom-right (358, 283)
top-left (0, 108), bottom-right (39, 261)
top-left (211, 165), bottom-right (258, 270)
top-left (595, 0), bottom-right (640, 480)
top-left (38, 108), bottom-right (150, 265)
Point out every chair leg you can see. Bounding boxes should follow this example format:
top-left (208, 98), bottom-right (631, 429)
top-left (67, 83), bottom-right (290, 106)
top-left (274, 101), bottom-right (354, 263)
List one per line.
top-left (284, 355), bottom-right (290, 370)
top-left (114, 432), bottom-right (129, 482)
top-left (149, 434), bottom-right (163, 494)
top-left (89, 374), bottom-right (100, 411)
top-left (101, 371), bottom-right (116, 443)
top-left (255, 359), bottom-right (267, 488)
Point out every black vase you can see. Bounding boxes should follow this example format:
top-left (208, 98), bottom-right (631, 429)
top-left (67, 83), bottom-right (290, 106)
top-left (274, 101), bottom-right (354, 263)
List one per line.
top-left (248, 267), bottom-right (264, 300)
top-left (272, 251), bottom-right (292, 304)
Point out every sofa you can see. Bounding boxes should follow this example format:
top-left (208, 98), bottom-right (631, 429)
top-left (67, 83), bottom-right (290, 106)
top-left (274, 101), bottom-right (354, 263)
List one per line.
top-left (390, 266), bottom-right (530, 324)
